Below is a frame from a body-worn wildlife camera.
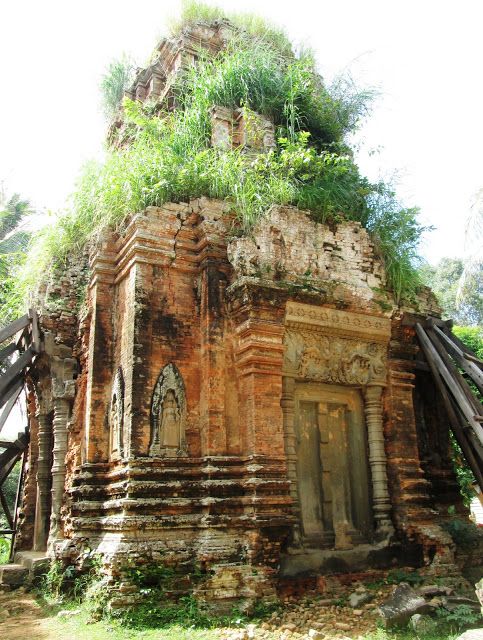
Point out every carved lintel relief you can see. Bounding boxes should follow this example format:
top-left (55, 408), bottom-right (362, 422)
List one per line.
top-left (109, 368), bottom-right (124, 460)
top-left (284, 302), bottom-right (391, 384)
top-left (149, 363), bottom-right (187, 457)
top-left (284, 331), bottom-right (386, 385)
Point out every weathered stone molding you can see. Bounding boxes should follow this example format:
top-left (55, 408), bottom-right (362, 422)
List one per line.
top-left (285, 302), bottom-right (391, 341)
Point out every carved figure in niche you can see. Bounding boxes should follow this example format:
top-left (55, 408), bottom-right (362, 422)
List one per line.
top-left (149, 363), bottom-right (187, 457)
top-left (160, 390), bottom-right (180, 448)
top-left (109, 368), bottom-right (124, 460)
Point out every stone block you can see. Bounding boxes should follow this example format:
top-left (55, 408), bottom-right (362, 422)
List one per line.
top-left (379, 583), bottom-right (433, 628)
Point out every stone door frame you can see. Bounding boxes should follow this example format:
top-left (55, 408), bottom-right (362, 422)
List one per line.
top-left (282, 302), bottom-right (395, 546)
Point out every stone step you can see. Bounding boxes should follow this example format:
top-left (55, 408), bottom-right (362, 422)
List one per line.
top-left (14, 551), bottom-right (49, 575)
top-left (0, 563), bottom-right (29, 586)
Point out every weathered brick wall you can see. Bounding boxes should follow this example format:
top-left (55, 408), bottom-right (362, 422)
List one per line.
top-left (17, 198), bottom-right (459, 600)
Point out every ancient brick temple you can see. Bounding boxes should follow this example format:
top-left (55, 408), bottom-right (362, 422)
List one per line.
top-left (14, 21), bottom-right (465, 605)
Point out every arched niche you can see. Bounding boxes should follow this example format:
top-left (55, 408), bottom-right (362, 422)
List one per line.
top-left (109, 368), bottom-right (124, 460)
top-left (149, 363), bottom-right (187, 457)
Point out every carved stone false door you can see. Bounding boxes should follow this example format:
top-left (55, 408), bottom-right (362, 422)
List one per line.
top-left (295, 384), bottom-right (372, 549)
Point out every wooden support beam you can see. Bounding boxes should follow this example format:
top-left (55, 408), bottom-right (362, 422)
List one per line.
top-left (428, 328), bottom-right (482, 414)
top-left (416, 323), bottom-right (483, 490)
top-left (0, 342), bottom-right (17, 365)
top-left (441, 326), bottom-right (483, 371)
top-left (0, 440), bottom-right (21, 450)
top-left (421, 327), bottom-right (483, 448)
top-left (0, 487), bottom-right (13, 530)
top-left (0, 347), bottom-right (34, 400)
top-left (29, 309), bottom-right (40, 354)
top-left (10, 450), bottom-right (26, 561)
top-left (0, 378), bottom-right (23, 429)
top-left (0, 314), bottom-right (30, 345)
top-left (0, 432), bottom-right (27, 452)
top-left (0, 373), bottom-right (24, 411)
top-left (0, 446), bottom-right (18, 474)
top-left (434, 325), bottom-right (483, 395)
top-left (0, 452), bottom-right (20, 487)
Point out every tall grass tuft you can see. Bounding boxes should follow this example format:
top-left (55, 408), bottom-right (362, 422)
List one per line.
top-left (3, 3), bottom-right (429, 318)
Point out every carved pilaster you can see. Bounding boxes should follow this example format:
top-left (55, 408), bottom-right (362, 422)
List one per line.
top-left (34, 410), bottom-right (51, 551)
top-left (364, 384), bottom-right (394, 539)
top-left (281, 376), bottom-right (300, 542)
top-left (48, 397), bottom-right (70, 548)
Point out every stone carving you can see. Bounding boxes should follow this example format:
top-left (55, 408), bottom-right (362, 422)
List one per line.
top-left (285, 329), bottom-right (387, 385)
top-left (285, 302), bottom-right (391, 342)
top-left (109, 368), bottom-right (124, 459)
top-left (149, 363), bottom-right (187, 457)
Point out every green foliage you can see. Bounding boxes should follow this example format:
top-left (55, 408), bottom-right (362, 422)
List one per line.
top-left (453, 325), bottom-right (483, 360)
top-left (386, 569), bottom-right (423, 586)
top-left (436, 604), bottom-right (482, 632)
top-left (449, 434), bottom-right (477, 506)
top-left (115, 594), bottom-right (220, 629)
top-left (250, 599), bottom-right (280, 619)
top-left (0, 536), bottom-right (10, 564)
top-left (441, 509), bottom-right (482, 550)
top-left (124, 559), bottom-right (177, 588)
top-left (168, 0), bottom-right (294, 56)
top-left (42, 560), bottom-right (66, 601)
top-left (117, 560), bottom-right (213, 628)
top-left (0, 192), bottom-right (32, 325)
top-left (1, 460), bottom-right (20, 508)
top-left (39, 555), bottom-right (104, 605)
top-left (100, 54), bottom-right (135, 121)
top-left (447, 327), bottom-right (482, 505)
top-left (420, 257), bottom-right (483, 326)
top-left (0, 461), bottom-right (20, 562)
top-left (2, 3), bottom-right (430, 319)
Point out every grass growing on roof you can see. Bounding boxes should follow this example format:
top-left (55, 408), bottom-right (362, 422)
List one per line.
top-left (5, 2), bottom-right (429, 320)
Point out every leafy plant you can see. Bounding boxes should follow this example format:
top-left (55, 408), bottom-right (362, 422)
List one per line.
top-left (386, 569), bottom-right (423, 586)
top-left (100, 54), bottom-right (135, 121)
top-left (0, 192), bottom-right (32, 325)
top-left (436, 604), bottom-right (481, 632)
top-left (114, 594), bottom-right (219, 629)
top-left (2, 2), bottom-right (429, 320)
top-left (441, 510), bottom-right (482, 550)
top-left (41, 559), bottom-right (66, 601)
top-left (39, 555), bottom-right (104, 604)
top-left (168, 0), bottom-right (294, 56)
top-left (420, 258), bottom-right (483, 326)
top-left (0, 536), bottom-right (10, 564)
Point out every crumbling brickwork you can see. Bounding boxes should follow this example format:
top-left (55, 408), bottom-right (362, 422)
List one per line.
top-left (13, 22), bottom-right (464, 605)
top-left (14, 197), bottom-right (463, 607)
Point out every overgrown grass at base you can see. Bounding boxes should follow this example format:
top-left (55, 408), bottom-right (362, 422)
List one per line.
top-left (44, 602), bottom-right (468, 640)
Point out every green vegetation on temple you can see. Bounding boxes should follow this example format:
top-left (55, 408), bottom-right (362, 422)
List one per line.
top-left (3, 0), bottom-right (430, 321)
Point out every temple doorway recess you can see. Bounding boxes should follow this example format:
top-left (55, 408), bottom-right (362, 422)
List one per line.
top-left (295, 383), bottom-right (371, 549)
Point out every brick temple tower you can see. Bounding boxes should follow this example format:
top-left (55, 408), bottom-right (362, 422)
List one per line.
top-left (12, 20), bottom-right (468, 606)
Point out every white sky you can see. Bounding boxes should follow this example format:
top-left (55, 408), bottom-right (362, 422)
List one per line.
top-left (1, 0), bottom-right (483, 264)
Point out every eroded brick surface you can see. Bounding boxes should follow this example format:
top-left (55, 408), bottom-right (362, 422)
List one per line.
top-left (16, 199), bottom-right (466, 605)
